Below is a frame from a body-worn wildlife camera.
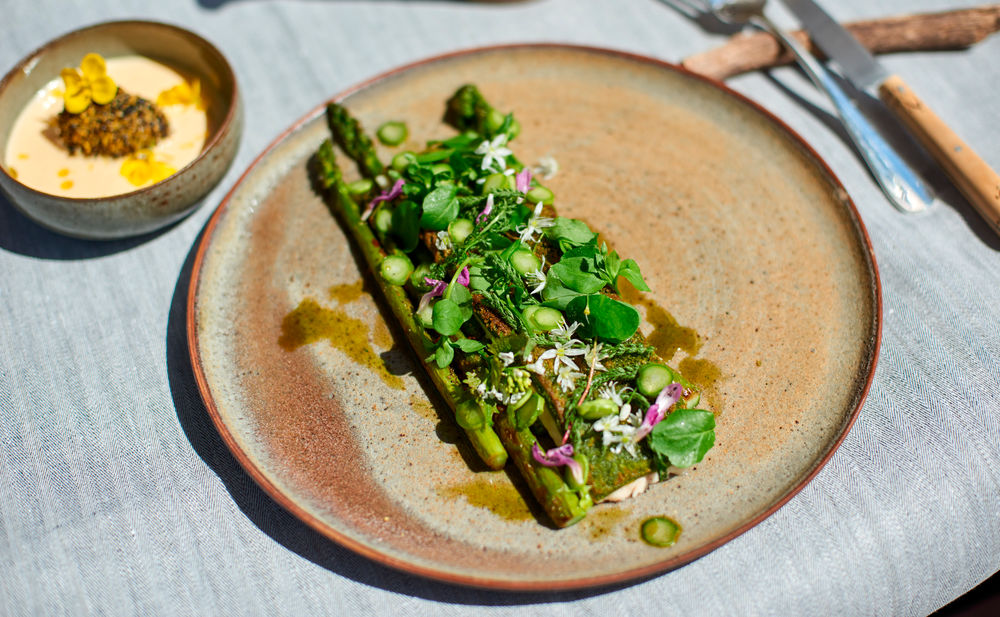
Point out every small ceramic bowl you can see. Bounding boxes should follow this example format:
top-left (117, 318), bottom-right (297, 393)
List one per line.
top-left (0, 20), bottom-right (242, 239)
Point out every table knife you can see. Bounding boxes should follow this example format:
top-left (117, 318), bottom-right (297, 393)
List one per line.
top-left (783, 0), bottom-right (1000, 235)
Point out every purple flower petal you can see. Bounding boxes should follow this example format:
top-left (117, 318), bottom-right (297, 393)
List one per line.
top-left (656, 383), bottom-right (684, 409)
top-left (417, 268), bottom-right (470, 315)
top-left (456, 266), bottom-right (470, 288)
top-left (532, 442), bottom-right (573, 466)
top-left (634, 382), bottom-right (684, 442)
top-left (361, 179), bottom-right (405, 222)
top-left (515, 168), bottom-right (532, 194)
top-left (417, 277), bottom-right (447, 314)
top-left (476, 193), bottom-right (494, 225)
top-left (531, 443), bottom-right (584, 485)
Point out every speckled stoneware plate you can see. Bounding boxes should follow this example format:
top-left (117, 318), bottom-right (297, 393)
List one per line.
top-left (188, 45), bottom-right (880, 591)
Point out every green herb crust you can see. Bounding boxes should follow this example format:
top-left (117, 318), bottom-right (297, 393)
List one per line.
top-left (313, 85), bottom-right (716, 527)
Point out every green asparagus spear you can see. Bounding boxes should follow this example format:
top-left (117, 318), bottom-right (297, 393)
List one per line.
top-left (495, 415), bottom-right (591, 528)
top-left (317, 90), bottom-right (713, 528)
top-left (442, 88), bottom-right (714, 502)
top-left (444, 85), bottom-right (490, 133)
top-left (445, 84), bottom-right (519, 140)
top-left (326, 103), bottom-right (384, 179)
top-left (316, 112), bottom-right (591, 525)
top-left (314, 139), bottom-right (507, 470)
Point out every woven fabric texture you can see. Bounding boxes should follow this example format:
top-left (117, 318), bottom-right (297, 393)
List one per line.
top-left (1, 0), bottom-right (998, 615)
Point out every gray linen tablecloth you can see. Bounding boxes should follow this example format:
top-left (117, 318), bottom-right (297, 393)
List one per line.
top-left (2, 0), bottom-right (998, 614)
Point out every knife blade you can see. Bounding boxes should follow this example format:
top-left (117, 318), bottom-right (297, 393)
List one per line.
top-left (783, 0), bottom-right (1000, 235)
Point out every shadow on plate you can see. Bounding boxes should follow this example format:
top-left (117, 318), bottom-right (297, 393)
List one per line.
top-left (165, 217), bottom-right (646, 601)
top-left (0, 191), bottom-right (180, 259)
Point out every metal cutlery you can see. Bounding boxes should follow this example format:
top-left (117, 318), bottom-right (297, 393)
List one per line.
top-left (705, 0), bottom-right (935, 214)
top-left (783, 0), bottom-right (1000, 234)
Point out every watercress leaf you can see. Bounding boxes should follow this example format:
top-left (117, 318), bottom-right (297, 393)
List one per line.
top-left (565, 293), bottom-right (640, 343)
top-left (420, 185), bottom-right (459, 230)
top-left (499, 239), bottom-right (523, 261)
top-left (544, 217), bottom-right (597, 247)
top-left (449, 150), bottom-right (472, 173)
top-left (390, 200), bottom-right (421, 253)
top-left (433, 340), bottom-right (455, 368)
top-left (509, 203), bottom-right (531, 229)
top-left (437, 133), bottom-right (478, 149)
top-left (432, 166), bottom-right (454, 181)
top-left (414, 148), bottom-right (454, 164)
top-left (647, 409), bottom-right (716, 468)
top-left (449, 283), bottom-right (473, 306)
top-left (511, 286), bottom-right (531, 310)
top-left (540, 280), bottom-right (582, 310)
top-left (561, 244), bottom-right (600, 260)
top-left (604, 250), bottom-right (622, 285)
top-left (404, 164), bottom-right (435, 192)
top-left (620, 258), bottom-right (651, 292)
top-left (469, 273), bottom-right (489, 291)
top-left (497, 113), bottom-right (514, 137)
top-left (432, 298), bottom-right (465, 336)
top-left (548, 256), bottom-right (606, 294)
top-left (479, 232), bottom-right (512, 251)
top-left (454, 338), bottom-right (485, 353)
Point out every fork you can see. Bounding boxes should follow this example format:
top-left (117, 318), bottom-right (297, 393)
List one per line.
top-left (669, 0), bottom-right (935, 214)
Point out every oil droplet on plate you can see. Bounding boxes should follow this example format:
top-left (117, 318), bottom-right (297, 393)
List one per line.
top-left (328, 279), bottom-right (366, 305)
top-left (439, 472), bottom-right (533, 522)
top-left (279, 297), bottom-right (404, 390)
top-left (583, 504), bottom-right (630, 539)
top-left (679, 356), bottom-right (723, 404)
top-left (620, 283), bottom-right (701, 360)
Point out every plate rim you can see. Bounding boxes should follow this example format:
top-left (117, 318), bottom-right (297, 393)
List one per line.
top-left (186, 42), bottom-right (883, 591)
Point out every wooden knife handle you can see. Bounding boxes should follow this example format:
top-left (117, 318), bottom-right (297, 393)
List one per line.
top-left (879, 74), bottom-right (1000, 234)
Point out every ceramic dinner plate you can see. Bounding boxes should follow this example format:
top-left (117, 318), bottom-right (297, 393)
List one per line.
top-left (187, 45), bottom-right (880, 590)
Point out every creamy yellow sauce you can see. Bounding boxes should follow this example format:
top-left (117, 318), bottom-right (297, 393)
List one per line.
top-left (4, 55), bottom-right (208, 198)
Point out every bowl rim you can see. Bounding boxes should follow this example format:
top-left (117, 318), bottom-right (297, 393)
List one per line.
top-left (0, 18), bottom-right (240, 203)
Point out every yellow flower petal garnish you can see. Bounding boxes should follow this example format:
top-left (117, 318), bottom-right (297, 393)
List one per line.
top-left (80, 53), bottom-right (106, 80)
top-left (156, 78), bottom-right (206, 110)
top-left (60, 53), bottom-right (117, 114)
top-left (191, 79), bottom-right (203, 107)
top-left (64, 89), bottom-right (92, 114)
top-left (149, 160), bottom-right (175, 184)
top-left (60, 68), bottom-right (83, 91)
top-left (120, 149), bottom-right (176, 187)
top-left (120, 157), bottom-right (149, 186)
top-left (90, 75), bottom-right (117, 105)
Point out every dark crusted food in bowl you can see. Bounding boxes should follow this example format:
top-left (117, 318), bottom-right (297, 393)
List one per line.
top-left (0, 20), bottom-right (242, 239)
